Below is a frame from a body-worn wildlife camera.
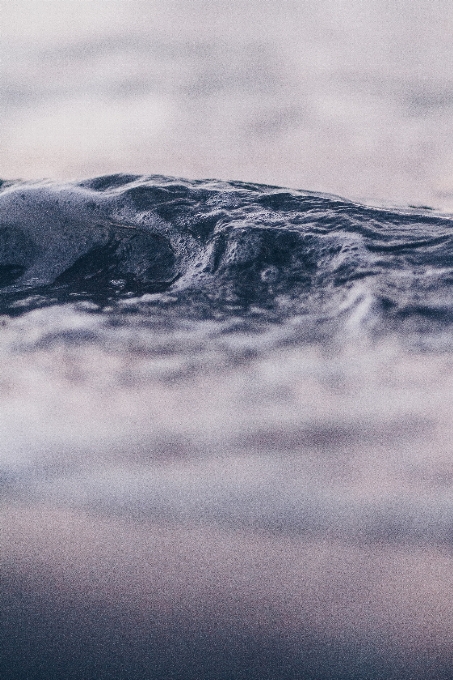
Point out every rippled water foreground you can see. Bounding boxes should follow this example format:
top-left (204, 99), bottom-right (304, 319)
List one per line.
top-left (2, 175), bottom-right (453, 679)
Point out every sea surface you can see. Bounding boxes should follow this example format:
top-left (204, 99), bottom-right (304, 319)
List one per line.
top-left (2, 2), bottom-right (453, 679)
top-left (2, 174), bottom-right (453, 678)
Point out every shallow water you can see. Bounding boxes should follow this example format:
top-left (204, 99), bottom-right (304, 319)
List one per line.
top-left (3, 2), bottom-right (453, 678)
top-left (2, 175), bottom-right (453, 678)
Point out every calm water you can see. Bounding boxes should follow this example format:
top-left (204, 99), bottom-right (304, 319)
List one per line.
top-left (2, 3), bottom-right (453, 679)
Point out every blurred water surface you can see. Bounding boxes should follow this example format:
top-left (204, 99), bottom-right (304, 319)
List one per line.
top-left (2, 3), bottom-right (453, 679)
top-left (2, 0), bottom-right (453, 208)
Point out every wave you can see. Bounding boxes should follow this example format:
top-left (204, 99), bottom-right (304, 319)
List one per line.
top-left (2, 175), bottom-right (453, 680)
top-left (1, 174), bottom-right (453, 347)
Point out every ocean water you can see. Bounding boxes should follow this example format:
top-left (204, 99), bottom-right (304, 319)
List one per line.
top-left (2, 3), bottom-right (453, 680)
top-left (3, 0), bottom-right (453, 210)
top-left (2, 175), bottom-right (453, 679)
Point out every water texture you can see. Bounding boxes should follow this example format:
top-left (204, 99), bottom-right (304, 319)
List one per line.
top-left (2, 175), bottom-right (453, 678)
top-left (1, 174), bottom-right (453, 345)
top-left (4, 2), bottom-right (453, 677)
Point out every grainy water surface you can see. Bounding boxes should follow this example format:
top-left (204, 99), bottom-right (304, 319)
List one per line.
top-left (2, 3), bottom-right (453, 679)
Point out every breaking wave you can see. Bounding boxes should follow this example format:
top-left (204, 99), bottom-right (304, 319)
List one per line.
top-left (3, 175), bottom-right (453, 679)
top-left (1, 173), bottom-right (453, 350)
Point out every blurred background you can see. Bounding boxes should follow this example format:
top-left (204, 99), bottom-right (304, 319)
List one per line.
top-left (2, 0), bottom-right (453, 209)
top-left (4, 5), bottom-right (453, 677)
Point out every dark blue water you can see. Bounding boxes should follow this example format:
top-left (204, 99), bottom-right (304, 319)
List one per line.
top-left (1, 174), bottom-right (453, 349)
